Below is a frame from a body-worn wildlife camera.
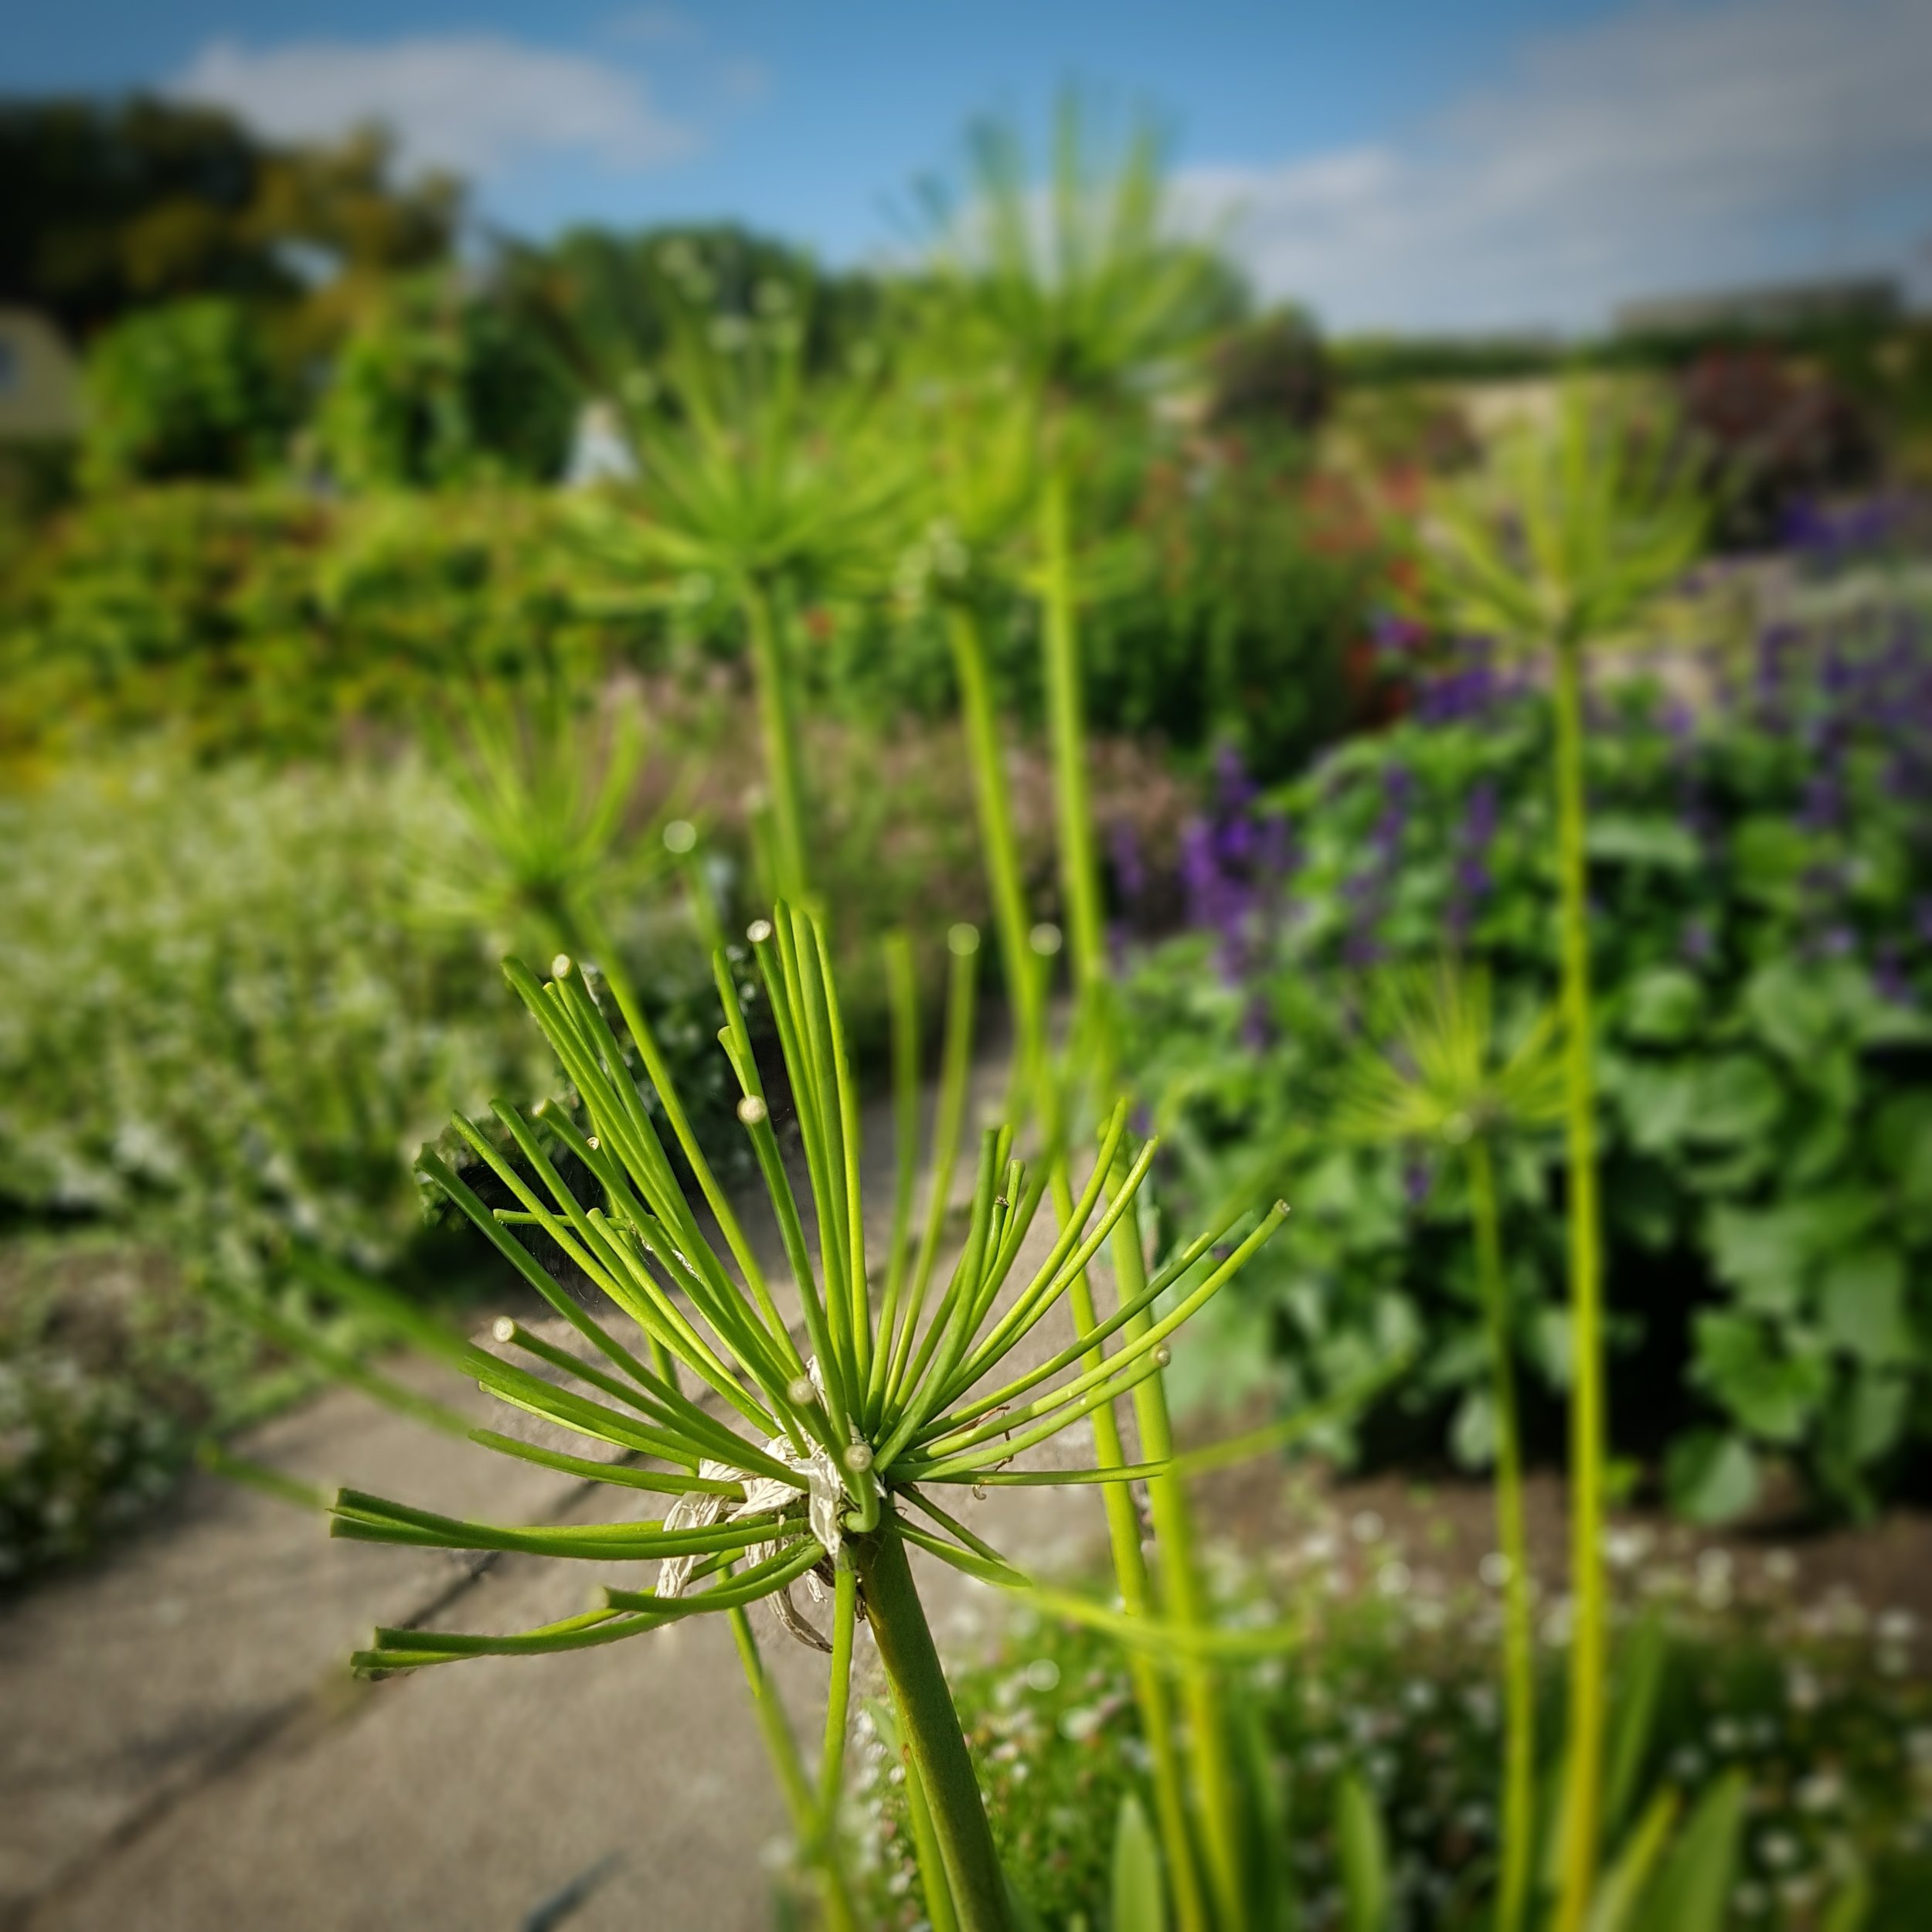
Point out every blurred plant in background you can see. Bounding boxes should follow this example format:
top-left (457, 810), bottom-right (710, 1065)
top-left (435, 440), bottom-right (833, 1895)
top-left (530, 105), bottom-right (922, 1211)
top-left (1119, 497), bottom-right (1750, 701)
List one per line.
top-left (1121, 593), bottom-right (1932, 1526)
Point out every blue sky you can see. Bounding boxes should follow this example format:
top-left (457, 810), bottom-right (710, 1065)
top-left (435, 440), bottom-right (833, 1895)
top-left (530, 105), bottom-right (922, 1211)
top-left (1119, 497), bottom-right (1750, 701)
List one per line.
top-left (14, 0), bottom-right (1932, 333)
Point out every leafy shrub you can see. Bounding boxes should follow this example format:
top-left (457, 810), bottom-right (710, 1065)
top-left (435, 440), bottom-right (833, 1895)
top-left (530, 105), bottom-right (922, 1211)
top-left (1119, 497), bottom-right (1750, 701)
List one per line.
top-left (1119, 601), bottom-right (1932, 1519)
top-left (317, 274), bottom-right (577, 489)
top-left (0, 753), bottom-right (553, 1287)
top-left (0, 483), bottom-right (650, 760)
top-left (81, 298), bottom-right (289, 488)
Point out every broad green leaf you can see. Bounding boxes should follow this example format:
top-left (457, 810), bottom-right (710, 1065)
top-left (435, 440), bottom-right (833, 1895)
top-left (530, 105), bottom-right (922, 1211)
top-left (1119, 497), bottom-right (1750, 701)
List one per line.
top-left (1815, 1246), bottom-right (1911, 1365)
top-left (1109, 1792), bottom-right (1166, 1932)
top-left (1872, 1091), bottom-right (1932, 1199)
top-left (1842, 1370), bottom-right (1910, 1465)
top-left (1586, 815), bottom-right (1699, 870)
top-left (1615, 1062), bottom-right (1701, 1156)
top-left (1685, 1056), bottom-right (1783, 1145)
top-left (1665, 1428), bottom-right (1760, 1524)
top-left (1743, 959), bottom-right (1835, 1063)
top-left (1693, 1315), bottom-right (1828, 1444)
top-left (1621, 966), bottom-right (1705, 1045)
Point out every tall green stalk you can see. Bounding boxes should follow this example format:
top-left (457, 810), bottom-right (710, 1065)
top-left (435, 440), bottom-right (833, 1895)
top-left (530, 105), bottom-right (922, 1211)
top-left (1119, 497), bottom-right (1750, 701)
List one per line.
top-left (1056, 1168), bottom-right (1211, 1932)
top-left (1038, 449), bottom-right (1106, 1005)
top-left (742, 575), bottom-right (812, 906)
top-left (1465, 1136), bottom-right (1534, 1932)
top-left (1107, 1175), bottom-right (1245, 1932)
top-left (852, 1509), bottom-right (1013, 1932)
top-left (945, 600), bottom-right (1046, 1104)
top-left (1552, 631), bottom-right (1607, 1932)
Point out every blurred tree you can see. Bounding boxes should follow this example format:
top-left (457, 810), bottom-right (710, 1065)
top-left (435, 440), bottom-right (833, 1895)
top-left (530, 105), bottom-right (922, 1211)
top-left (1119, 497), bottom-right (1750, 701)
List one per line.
top-left (80, 296), bottom-right (290, 486)
top-left (1202, 305), bottom-right (1332, 441)
top-left (501, 222), bottom-right (890, 400)
top-left (317, 272), bottom-right (577, 488)
top-left (0, 98), bottom-right (458, 344)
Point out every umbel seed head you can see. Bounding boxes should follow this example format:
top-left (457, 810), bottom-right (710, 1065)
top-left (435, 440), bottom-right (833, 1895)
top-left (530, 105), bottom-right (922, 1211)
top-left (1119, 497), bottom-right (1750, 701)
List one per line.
top-left (737, 1095), bottom-right (768, 1126)
top-left (492, 1316), bottom-right (516, 1345)
top-left (844, 1444), bottom-right (874, 1473)
top-left (787, 1376), bottom-right (817, 1406)
top-left (947, 922), bottom-right (981, 957)
top-left (747, 920), bottom-right (774, 945)
top-left (1029, 922), bottom-right (1063, 957)
top-left (662, 818), bottom-right (697, 855)
top-left (551, 954), bottom-right (573, 981)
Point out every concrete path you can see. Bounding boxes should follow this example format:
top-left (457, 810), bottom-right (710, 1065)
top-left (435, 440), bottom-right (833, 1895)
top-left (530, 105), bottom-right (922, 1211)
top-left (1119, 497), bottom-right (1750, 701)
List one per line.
top-left (1, 1071), bottom-right (1115, 1932)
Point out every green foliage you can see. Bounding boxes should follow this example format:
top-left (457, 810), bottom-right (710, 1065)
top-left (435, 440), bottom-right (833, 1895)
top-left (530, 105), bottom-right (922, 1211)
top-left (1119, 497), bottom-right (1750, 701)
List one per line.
top-left (81, 298), bottom-right (289, 488)
top-left (0, 101), bottom-right (457, 340)
top-left (318, 274), bottom-right (578, 488)
top-left (0, 483), bottom-right (647, 760)
top-left (1121, 616), bottom-right (1932, 1517)
top-left (0, 752), bottom-right (546, 1286)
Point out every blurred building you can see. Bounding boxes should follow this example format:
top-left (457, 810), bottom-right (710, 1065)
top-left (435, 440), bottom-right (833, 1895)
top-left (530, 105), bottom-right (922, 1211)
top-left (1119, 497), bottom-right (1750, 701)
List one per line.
top-left (0, 308), bottom-right (82, 441)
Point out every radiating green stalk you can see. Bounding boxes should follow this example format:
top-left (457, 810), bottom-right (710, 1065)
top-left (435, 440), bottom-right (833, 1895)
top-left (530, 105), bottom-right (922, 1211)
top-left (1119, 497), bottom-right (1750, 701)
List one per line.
top-left (726, 1601), bottom-right (859, 1932)
top-left (903, 1756), bottom-right (961, 1932)
top-left (741, 573), bottom-right (811, 905)
top-left (1107, 1164), bottom-right (1244, 1932)
top-left (850, 1511), bottom-right (1013, 1932)
top-left (1037, 447), bottom-right (1105, 1005)
top-left (1054, 1166), bottom-right (1209, 1932)
top-left (945, 600), bottom-right (1045, 1106)
top-left (1468, 1135), bottom-right (1534, 1932)
top-left (1552, 630), bottom-right (1607, 1932)
top-left (821, 1556), bottom-right (859, 1818)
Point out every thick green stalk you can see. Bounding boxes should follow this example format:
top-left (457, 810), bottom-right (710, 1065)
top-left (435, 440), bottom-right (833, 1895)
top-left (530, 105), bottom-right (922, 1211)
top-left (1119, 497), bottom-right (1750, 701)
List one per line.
top-left (1107, 1169), bottom-right (1244, 1932)
top-left (1054, 1168), bottom-right (1209, 1932)
top-left (1037, 450), bottom-right (1105, 1002)
top-left (1467, 1136), bottom-right (1534, 1932)
top-left (740, 574), bottom-right (811, 906)
top-left (1551, 631), bottom-right (1606, 1932)
top-left (850, 1511), bottom-right (1012, 1932)
top-left (945, 600), bottom-right (1046, 1107)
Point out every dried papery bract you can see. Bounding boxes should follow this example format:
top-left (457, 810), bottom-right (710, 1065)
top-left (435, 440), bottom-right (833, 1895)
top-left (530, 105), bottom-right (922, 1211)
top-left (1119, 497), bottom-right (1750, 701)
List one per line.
top-left (1332, 958), bottom-right (1564, 1932)
top-left (322, 901), bottom-right (1284, 1932)
top-left (1420, 388), bottom-right (1706, 1932)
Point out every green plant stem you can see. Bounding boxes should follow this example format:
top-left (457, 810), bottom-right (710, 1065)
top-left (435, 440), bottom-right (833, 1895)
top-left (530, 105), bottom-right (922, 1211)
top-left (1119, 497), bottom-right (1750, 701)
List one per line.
top-left (740, 573), bottom-right (811, 906)
top-left (1107, 1165), bottom-right (1244, 1932)
top-left (1054, 1167), bottom-right (1210, 1932)
top-left (946, 599), bottom-right (1045, 1106)
top-left (904, 1754), bottom-right (962, 1932)
top-left (1037, 447), bottom-right (1104, 1005)
top-left (726, 1604), bottom-right (859, 1932)
top-left (1466, 1135), bottom-right (1534, 1932)
top-left (1551, 630), bottom-right (1606, 1932)
top-left (850, 1510), bottom-right (1012, 1932)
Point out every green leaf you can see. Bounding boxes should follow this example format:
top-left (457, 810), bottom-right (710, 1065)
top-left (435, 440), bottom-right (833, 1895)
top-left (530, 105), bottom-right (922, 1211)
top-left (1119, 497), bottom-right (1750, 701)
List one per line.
top-left (1704, 1205), bottom-right (1806, 1315)
top-left (1685, 1056), bottom-right (1783, 1145)
top-left (1108, 1792), bottom-right (1166, 1932)
top-left (1335, 1774), bottom-right (1390, 1932)
top-left (1586, 815), bottom-right (1699, 870)
top-left (1841, 1370), bottom-right (1911, 1465)
top-left (1604, 1618), bottom-right (1668, 1838)
top-left (1621, 967), bottom-right (1706, 1044)
top-left (1693, 1315), bottom-right (1828, 1446)
top-left (1815, 1246), bottom-right (1911, 1365)
top-left (1634, 1771), bottom-right (1746, 1932)
top-left (1587, 1787), bottom-right (1679, 1932)
top-left (1665, 1428), bottom-right (1761, 1524)
top-left (1743, 959), bottom-right (1835, 1063)
top-left (1730, 817), bottom-right (1811, 910)
top-left (1872, 1092), bottom-right (1932, 1199)
top-left (1615, 1062), bottom-right (1701, 1156)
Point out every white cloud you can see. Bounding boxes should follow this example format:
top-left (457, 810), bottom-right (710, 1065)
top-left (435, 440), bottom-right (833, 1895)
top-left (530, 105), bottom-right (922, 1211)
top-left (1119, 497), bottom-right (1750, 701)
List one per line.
top-left (1180, 0), bottom-right (1932, 334)
top-left (168, 33), bottom-right (690, 182)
